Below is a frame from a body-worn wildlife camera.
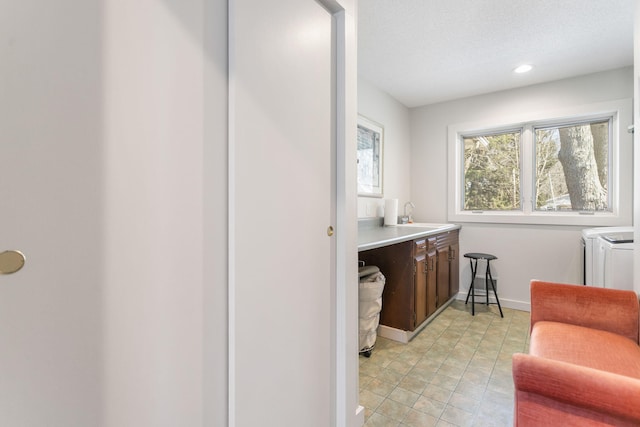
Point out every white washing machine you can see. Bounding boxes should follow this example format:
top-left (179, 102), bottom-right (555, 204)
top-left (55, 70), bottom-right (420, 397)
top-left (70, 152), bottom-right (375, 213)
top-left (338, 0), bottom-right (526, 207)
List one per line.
top-left (581, 226), bottom-right (633, 286)
top-left (599, 232), bottom-right (634, 291)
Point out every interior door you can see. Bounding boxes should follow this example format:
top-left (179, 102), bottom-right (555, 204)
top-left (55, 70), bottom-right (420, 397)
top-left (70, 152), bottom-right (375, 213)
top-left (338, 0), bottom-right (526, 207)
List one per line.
top-left (230, 0), bottom-right (336, 425)
top-left (0, 1), bottom-right (103, 425)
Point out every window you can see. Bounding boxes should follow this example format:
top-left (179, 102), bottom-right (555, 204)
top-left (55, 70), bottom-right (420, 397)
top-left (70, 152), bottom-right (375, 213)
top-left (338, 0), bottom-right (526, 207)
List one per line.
top-left (448, 100), bottom-right (632, 226)
top-left (463, 130), bottom-right (521, 211)
top-left (534, 120), bottom-right (610, 212)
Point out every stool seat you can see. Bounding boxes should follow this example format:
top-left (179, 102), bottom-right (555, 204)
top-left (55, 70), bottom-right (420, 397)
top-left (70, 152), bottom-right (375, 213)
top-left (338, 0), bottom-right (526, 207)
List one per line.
top-left (464, 252), bottom-right (503, 318)
top-left (464, 253), bottom-right (497, 261)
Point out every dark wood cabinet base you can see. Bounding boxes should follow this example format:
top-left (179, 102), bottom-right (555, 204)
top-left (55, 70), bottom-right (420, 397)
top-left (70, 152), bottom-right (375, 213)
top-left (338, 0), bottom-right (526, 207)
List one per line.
top-left (359, 229), bottom-right (459, 333)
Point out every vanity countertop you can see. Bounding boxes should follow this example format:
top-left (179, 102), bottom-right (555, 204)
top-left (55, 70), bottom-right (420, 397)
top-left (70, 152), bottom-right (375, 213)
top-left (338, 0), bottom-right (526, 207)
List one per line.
top-left (358, 221), bottom-right (461, 251)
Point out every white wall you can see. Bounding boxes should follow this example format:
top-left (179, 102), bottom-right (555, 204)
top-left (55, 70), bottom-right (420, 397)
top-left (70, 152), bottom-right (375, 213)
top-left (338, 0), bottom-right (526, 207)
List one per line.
top-left (357, 78), bottom-right (412, 218)
top-left (410, 67), bottom-right (634, 308)
top-left (0, 1), bottom-right (104, 424)
top-left (102, 0), bottom-right (209, 424)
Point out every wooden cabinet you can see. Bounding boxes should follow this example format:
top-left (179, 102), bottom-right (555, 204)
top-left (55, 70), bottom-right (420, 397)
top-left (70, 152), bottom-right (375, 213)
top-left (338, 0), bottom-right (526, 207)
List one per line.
top-left (358, 240), bottom-right (414, 331)
top-left (413, 237), bottom-right (437, 327)
top-left (359, 229), bottom-right (459, 332)
top-left (449, 236), bottom-right (460, 298)
top-left (436, 229), bottom-right (460, 306)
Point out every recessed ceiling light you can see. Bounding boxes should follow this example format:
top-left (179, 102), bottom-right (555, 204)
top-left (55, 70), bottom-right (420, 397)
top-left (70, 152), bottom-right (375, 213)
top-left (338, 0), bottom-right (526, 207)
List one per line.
top-left (514, 64), bottom-right (533, 74)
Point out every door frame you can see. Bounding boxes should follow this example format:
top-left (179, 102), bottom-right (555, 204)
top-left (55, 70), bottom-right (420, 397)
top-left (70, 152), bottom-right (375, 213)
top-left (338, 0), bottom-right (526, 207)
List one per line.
top-left (322, 2), bottom-right (361, 425)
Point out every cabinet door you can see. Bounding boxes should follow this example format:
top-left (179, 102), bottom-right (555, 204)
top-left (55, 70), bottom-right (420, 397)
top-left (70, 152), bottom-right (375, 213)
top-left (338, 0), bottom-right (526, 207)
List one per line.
top-left (426, 250), bottom-right (438, 317)
top-left (414, 250), bottom-right (437, 328)
top-left (436, 245), bottom-right (450, 308)
top-left (414, 255), bottom-right (427, 327)
top-left (449, 240), bottom-right (460, 298)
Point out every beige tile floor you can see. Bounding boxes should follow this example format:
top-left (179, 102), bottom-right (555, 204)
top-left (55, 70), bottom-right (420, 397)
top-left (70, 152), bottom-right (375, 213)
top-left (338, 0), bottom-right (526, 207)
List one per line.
top-left (359, 299), bottom-right (531, 427)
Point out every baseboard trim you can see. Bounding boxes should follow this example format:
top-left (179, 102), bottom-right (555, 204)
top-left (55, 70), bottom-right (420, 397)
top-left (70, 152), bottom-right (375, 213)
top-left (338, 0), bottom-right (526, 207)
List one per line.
top-left (376, 294), bottom-right (530, 345)
top-left (455, 292), bottom-right (530, 312)
top-left (376, 298), bottom-right (456, 343)
top-left (354, 405), bottom-right (365, 426)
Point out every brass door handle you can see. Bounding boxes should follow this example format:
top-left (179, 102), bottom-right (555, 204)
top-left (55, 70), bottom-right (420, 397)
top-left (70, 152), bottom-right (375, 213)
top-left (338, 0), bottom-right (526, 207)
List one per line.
top-left (0, 250), bottom-right (26, 274)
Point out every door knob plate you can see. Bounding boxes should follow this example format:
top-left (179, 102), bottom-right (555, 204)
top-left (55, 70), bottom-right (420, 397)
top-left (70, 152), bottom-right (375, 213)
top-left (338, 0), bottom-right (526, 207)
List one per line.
top-left (0, 250), bottom-right (25, 274)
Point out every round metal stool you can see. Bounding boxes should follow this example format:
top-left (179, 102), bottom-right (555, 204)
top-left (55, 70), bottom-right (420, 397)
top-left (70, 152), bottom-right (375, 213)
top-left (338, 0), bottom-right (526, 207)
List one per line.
top-left (464, 253), bottom-right (503, 317)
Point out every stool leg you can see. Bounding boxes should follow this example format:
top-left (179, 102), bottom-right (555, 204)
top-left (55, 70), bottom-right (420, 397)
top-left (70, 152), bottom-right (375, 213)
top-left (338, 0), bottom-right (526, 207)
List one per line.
top-left (485, 261), bottom-right (490, 306)
top-left (465, 258), bottom-right (477, 315)
top-left (464, 259), bottom-right (474, 304)
top-left (471, 259), bottom-right (475, 315)
top-left (486, 261), bottom-right (503, 318)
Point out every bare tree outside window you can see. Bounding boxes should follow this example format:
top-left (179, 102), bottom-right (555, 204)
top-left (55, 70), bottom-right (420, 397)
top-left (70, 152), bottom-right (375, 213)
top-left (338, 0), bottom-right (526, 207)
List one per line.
top-left (535, 120), bottom-right (609, 211)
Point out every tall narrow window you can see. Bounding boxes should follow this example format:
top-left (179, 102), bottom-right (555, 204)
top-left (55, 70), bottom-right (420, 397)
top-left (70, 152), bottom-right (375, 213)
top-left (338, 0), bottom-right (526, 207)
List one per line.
top-left (463, 130), bottom-right (521, 211)
top-left (534, 119), bottom-right (610, 211)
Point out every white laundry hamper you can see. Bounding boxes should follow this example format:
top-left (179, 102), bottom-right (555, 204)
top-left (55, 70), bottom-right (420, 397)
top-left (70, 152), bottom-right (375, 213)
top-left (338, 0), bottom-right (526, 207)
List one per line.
top-left (358, 265), bottom-right (386, 357)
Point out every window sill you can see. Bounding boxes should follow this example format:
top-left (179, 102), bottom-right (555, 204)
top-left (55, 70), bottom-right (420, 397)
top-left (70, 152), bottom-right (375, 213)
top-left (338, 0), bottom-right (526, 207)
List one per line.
top-left (448, 210), bottom-right (631, 227)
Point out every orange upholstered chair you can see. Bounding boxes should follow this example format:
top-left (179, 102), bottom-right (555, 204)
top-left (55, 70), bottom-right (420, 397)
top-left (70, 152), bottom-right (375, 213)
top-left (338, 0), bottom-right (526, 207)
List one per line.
top-left (512, 280), bottom-right (640, 426)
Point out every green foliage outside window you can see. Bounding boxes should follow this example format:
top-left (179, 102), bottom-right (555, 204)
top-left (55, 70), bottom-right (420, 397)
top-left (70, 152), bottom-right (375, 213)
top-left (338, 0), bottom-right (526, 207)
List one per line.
top-left (463, 131), bottom-right (521, 210)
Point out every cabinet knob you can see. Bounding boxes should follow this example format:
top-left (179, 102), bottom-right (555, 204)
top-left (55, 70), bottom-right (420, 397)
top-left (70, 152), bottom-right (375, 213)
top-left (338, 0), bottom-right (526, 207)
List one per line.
top-left (327, 226), bottom-right (334, 236)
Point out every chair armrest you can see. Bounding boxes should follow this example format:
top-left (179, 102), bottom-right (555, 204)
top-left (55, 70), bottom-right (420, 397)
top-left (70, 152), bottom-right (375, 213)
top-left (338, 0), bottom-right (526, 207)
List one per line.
top-left (530, 280), bottom-right (639, 343)
top-left (513, 353), bottom-right (640, 424)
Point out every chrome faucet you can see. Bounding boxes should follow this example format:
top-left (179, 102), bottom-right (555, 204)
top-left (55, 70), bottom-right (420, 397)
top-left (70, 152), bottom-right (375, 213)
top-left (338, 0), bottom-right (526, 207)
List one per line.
top-left (404, 201), bottom-right (415, 223)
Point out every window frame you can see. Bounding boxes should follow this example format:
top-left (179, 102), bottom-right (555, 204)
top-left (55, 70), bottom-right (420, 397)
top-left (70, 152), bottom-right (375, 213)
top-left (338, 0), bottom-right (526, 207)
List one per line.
top-left (447, 99), bottom-right (632, 226)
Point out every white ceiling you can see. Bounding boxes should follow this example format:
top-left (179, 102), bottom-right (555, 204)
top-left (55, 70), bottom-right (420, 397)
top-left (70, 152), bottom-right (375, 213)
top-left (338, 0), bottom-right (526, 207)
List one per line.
top-left (358, 0), bottom-right (635, 108)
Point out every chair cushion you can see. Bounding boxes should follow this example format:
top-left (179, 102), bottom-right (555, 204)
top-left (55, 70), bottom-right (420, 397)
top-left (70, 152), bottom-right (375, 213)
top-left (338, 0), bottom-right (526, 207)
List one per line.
top-left (530, 321), bottom-right (640, 379)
